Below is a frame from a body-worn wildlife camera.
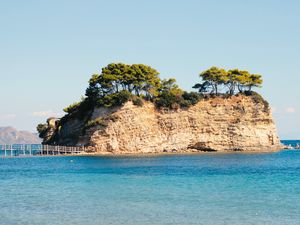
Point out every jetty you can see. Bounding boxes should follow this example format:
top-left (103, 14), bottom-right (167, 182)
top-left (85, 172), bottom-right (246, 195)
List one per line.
top-left (0, 144), bottom-right (88, 157)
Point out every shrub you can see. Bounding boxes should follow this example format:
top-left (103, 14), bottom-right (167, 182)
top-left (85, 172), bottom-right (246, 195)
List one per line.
top-left (97, 90), bottom-right (132, 108)
top-left (63, 98), bottom-right (94, 121)
top-left (155, 92), bottom-right (183, 109)
top-left (36, 123), bottom-right (48, 138)
top-left (84, 114), bottom-right (120, 131)
top-left (155, 91), bottom-right (203, 110)
top-left (85, 117), bottom-right (107, 129)
top-left (244, 91), bottom-right (269, 111)
top-left (115, 90), bottom-right (132, 106)
top-left (63, 101), bottom-right (82, 113)
top-left (182, 92), bottom-right (202, 105)
top-left (132, 96), bottom-right (144, 107)
top-left (178, 99), bottom-right (191, 108)
top-left (97, 95), bottom-right (114, 107)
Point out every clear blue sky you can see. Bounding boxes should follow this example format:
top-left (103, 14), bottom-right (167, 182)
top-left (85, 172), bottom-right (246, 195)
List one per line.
top-left (0, 0), bottom-right (299, 139)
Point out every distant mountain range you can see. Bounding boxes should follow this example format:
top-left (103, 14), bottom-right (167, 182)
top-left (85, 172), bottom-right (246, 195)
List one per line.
top-left (0, 127), bottom-right (41, 144)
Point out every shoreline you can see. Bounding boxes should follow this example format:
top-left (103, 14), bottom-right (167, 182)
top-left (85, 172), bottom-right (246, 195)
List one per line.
top-left (0, 145), bottom-right (285, 158)
top-left (77, 146), bottom-right (285, 157)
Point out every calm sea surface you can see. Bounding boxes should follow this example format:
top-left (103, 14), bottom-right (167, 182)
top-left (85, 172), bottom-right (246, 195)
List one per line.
top-left (1, 141), bottom-right (300, 225)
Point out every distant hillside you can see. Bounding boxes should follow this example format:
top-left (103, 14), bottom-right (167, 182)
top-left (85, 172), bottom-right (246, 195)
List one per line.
top-left (0, 127), bottom-right (41, 144)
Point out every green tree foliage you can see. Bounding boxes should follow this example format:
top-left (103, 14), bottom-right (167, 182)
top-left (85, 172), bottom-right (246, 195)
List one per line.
top-left (132, 96), bottom-right (144, 107)
top-left (130, 64), bottom-right (161, 97)
top-left (97, 90), bottom-right (133, 108)
top-left (155, 78), bottom-right (203, 110)
top-left (226, 69), bottom-right (241, 95)
top-left (63, 101), bottom-right (82, 113)
top-left (62, 63), bottom-right (162, 124)
top-left (85, 63), bottom-right (161, 100)
top-left (228, 69), bottom-right (263, 93)
top-left (159, 78), bottom-right (183, 95)
top-left (194, 67), bottom-right (263, 95)
top-left (198, 67), bottom-right (228, 94)
top-left (63, 63), bottom-right (265, 115)
top-left (182, 92), bottom-right (203, 105)
top-left (154, 91), bottom-right (203, 109)
top-left (155, 92), bottom-right (180, 109)
top-left (247, 74), bottom-right (263, 91)
top-left (36, 123), bottom-right (48, 138)
top-left (155, 78), bottom-right (186, 109)
top-left (192, 81), bottom-right (211, 93)
top-left (85, 74), bottom-right (103, 101)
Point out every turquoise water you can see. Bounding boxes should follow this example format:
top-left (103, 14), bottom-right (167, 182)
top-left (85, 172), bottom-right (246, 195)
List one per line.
top-left (1, 148), bottom-right (300, 224)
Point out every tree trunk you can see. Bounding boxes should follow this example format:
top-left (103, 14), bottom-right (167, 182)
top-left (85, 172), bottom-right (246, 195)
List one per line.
top-left (215, 84), bottom-right (218, 94)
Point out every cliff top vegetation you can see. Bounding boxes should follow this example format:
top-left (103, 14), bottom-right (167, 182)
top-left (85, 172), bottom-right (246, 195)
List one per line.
top-left (65, 63), bottom-right (263, 112)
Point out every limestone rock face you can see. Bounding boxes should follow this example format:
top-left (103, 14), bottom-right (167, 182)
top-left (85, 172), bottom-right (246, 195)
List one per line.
top-left (85, 95), bottom-right (282, 154)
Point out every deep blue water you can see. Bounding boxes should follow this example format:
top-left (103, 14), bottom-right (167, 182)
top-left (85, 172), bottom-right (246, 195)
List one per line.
top-left (281, 140), bottom-right (300, 148)
top-left (1, 142), bottom-right (300, 224)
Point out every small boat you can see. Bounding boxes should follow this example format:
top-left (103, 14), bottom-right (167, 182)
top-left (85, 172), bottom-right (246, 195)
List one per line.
top-left (295, 144), bottom-right (300, 150)
top-left (285, 144), bottom-right (294, 150)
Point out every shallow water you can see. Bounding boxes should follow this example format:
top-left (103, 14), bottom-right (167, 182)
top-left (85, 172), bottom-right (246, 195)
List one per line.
top-left (1, 147), bottom-right (300, 224)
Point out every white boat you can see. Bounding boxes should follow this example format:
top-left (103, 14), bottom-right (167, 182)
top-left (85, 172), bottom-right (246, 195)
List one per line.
top-left (295, 144), bottom-right (300, 149)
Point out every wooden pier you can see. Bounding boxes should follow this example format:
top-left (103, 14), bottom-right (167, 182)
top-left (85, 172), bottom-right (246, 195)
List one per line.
top-left (0, 144), bottom-right (87, 157)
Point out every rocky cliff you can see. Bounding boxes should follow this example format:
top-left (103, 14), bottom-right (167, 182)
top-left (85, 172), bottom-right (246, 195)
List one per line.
top-left (45, 95), bottom-right (282, 154)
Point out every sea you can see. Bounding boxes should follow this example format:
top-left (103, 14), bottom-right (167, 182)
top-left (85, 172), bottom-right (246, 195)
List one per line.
top-left (0, 140), bottom-right (300, 225)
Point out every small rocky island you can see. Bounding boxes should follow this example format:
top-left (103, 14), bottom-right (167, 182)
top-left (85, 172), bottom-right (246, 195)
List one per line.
top-left (38, 64), bottom-right (282, 154)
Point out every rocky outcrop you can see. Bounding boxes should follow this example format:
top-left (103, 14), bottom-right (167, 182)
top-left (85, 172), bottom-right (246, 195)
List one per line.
top-left (44, 95), bottom-right (282, 154)
top-left (40, 118), bottom-right (60, 144)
